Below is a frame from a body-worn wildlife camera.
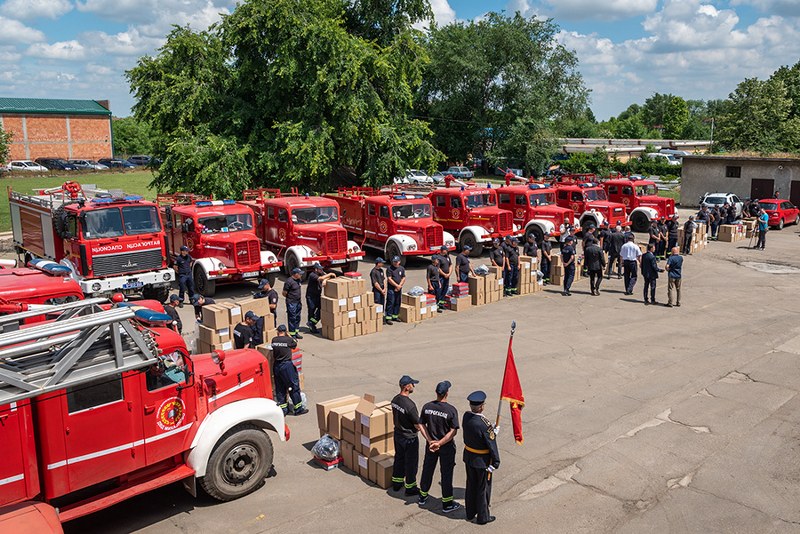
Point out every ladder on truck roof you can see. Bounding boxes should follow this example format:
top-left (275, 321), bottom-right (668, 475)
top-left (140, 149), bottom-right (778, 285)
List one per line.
top-left (0, 303), bottom-right (160, 406)
top-left (0, 297), bottom-right (109, 333)
top-left (241, 187), bottom-right (301, 201)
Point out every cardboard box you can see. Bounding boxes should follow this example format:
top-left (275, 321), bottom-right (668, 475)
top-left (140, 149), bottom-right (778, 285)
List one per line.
top-left (366, 292), bottom-right (375, 306)
top-left (342, 323), bottom-right (355, 339)
top-left (468, 275), bottom-right (485, 297)
top-left (321, 296), bottom-right (347, 314)
top-left (218, 302), bottom-right (242, 325)
top-left (315, 395), bottom-right (361, 432)
top-left (398, 304), bottom-right (418, 323)
top-left (401, 294), bottom-right (422, 308)
top-left (372, 454), bottom-right (395, 488)
top-left (341, 426), bottom-right (356, 446)
top-left (201, 304), bottom-right (229, 329)
top-left (358, 398), bottom-right (393, 437)
top-left (471, 291), bottom-right (485, 306)
top-left (376, 318), bottom-right (383, 332)
top-left (354, 322), bottom-right (363, 336)
top-left (359, 432), bottom-right (393, 457)
top-left (238, 297), bottom-right (270, 320)
top-left (324, 278), bottom-right (351, 299)
top-left (341, 441), bottom-right (354, 471)
top-left (363, 319), bottom-right (375, 335)
top-left (198, 324), bottom-right (230, 345)
top-left (351, 295), bottom-right (363, 309)
top-left (207, 340), bottom-right (233, 351)
top-left (323, 326), bottom-right (343, 341)
top-left (449, 296), bottom-right (470, 311)
top-left (327, 403), bottom-right (361, 439)
top-left (488, 266), bottom-right (503, 278)
top-left (357, 453), bottom-right (369, 478)
top-left (264, 328), bottom-right (278, 343)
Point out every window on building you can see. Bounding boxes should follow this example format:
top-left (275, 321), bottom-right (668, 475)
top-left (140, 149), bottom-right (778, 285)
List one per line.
top-left (725, 166), bottom-right (742, 178)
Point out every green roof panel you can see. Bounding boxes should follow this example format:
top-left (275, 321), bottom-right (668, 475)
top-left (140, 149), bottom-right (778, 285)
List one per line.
top-left (0, 97), bottom-right (111, 116)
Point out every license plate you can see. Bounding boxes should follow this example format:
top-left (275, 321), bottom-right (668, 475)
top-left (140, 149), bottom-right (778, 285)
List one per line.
top-left (331, 259), bottom-right (346, 264)
top-left (243, 271), bottom-right (260, 278)
top-left (123, 281), bottom-right (143, 289)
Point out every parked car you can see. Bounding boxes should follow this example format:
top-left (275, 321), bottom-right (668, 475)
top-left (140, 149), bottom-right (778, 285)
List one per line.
top-left (644, 153), bottom-right (681, 166)
top-left (127, 155), bottom-right (152, 166)
top-left (700, 192), bottom-right (743, 217)
top-left (6, 160), bottom-right (49, 172)
top-left (445, 166), bottom-right (474, 179)
top-left (34, 158), bottom-right (77, 171)
top-left (494, 166), bottom-right (524, 177)
top-left (68, 159), bottom-right (109, 170)
top-left (405, 169), bottom-right (434, 185)
top-left (98, 158), bottom-right (137, 168)
top-left (431, 171), bottom-right (446, 184)
top-left (758, 199), bottom-right (800, 230)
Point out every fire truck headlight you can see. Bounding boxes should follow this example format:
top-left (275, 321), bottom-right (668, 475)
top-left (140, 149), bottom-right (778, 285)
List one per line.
top-left (487, 226), bottom-right (494, 233)
top-left (163, 272), bottom-right (172, 281)
top-left (91, 282), bottom-right (102, 292)
top-left (217, 261), bottom-right (225, 270)
top-left (408, 243), bottom-right (417, 251)
top-left (445, 239), bottom-right (455, 247)
top-left (352, 245), bottom-right (360, 252)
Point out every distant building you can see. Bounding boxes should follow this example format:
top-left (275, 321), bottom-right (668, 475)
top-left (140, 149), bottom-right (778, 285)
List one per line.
top-left (559, 138), bottom-right (711, 163)
top-left (0, 97), bottom-right (113, 162)
top-left (681, 154), bottom-right (800, 206)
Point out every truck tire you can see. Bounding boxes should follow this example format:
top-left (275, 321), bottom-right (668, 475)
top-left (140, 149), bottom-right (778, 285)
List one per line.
top-left (631, 212), bottom-right (649, 233)
top-left (284, 253), bottom-right (307, 281)
top-left (386, 242), bottom-right (405, 266)
top-left (459, 233), bottom-right (483, 257)
top-left (266, 272), bottom-right (278, 288)
top-left (142, 285), bottom-right (170, 303)
top-left (344, 260), bottom-right (359, 273)
top-left (53, 205), bottom-right (70, 239)
top-left (194, 266), bottom-right (217, 297)
top-left (526, 226), bottom-right (544, 245)
top-left (581, 217), bottom-right (598, 234)
top-left (200, 424), bottom-right (274, 502)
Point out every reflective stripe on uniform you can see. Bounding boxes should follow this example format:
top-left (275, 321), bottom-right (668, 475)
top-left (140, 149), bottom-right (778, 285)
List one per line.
top-left (405, 481), bottom-right (417, 489)
top-left (441, 496), bottom-right (454, 502)
top-left (419, 490), bottom-right (428, 497)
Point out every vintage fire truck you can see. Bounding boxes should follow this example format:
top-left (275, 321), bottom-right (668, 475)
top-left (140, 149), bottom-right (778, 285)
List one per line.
top-left (157, 195), bottom-right (282, 297)
top-left (8, 182), bottom-right (174, 301)
top-left (496, 183), bottom-right (576, 243)
top-left (424, 184), bottom-right (516, 256)
top-left (599, 175), bottom-right (677, 231)
top-left (551, 180), bottom-right (629, 231)
top-left (240, 188), bottom-right (365, 276)
top-left (324, 187), bottom-right (455, 265)
top-left (0, 299), bottom-right (288, 531)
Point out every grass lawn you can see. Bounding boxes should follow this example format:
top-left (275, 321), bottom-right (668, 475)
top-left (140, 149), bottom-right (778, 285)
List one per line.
top-left (658, 189), bottom-right (680, 201)
top-left (1, 170), bottom-right (156, 232)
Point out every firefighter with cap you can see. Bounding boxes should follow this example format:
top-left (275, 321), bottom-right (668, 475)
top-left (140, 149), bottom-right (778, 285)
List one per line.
top-left (190, 293), bottom-right (215, 323)
top-left (435, 245), bottom-right (453, 309)
top-left (164, 294), bottom-right (183, 333)
top-left (418, 381), bottom-right (461, 513)
top-left (243, 310), bottom-right (265, 347)
top-left (489, 238), bottom-right (505, 269)
top-left (462, 391), bottom-right (500, 525)
top-left (253, 278), bottom-right (279, 327)
top-left (391, 375), bottom-right (432, 495)
top-left (370, 257), bottom-right (391, 325)
top-left (271, 324), bottom-right (307, 416)
top-left (386, 256), bottom-right (406, 322)
top-left (504, 237), bottom-right (520, 296)
top-left (456, 245), bottom-right (474, 283)
top-left (283, 268), bottom-right (304, 339)
top-left (306, 262), bottom-right (336, 334)
top-left (174, 245), bottom-right (195, 305)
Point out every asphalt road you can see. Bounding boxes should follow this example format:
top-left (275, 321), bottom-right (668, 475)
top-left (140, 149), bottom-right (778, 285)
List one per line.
top-left (64, 211), bottom-right (800, 534)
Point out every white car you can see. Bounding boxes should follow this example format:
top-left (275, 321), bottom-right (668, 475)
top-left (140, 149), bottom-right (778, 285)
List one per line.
top-left (644, 153), bottom-right (681, 166)
top-left (69, 159), bottom-right (109, 170)
top-left (700, 192), bottom-right (743, 217)
top-left (405, 169), bottom-right (434, 185)
top-left (7, 160), bottom-right (49, 172)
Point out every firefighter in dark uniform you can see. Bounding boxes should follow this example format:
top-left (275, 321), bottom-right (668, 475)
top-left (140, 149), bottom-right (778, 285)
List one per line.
top-left (243, 310), bottom-right (265, 347)
top-left (306, 262), bottom-right (335, 334)
top-left (435, 246), bottom-right (453, 308)
top-left (455, 245), bottom-right (474, 282)
top-left (386, 256), bottom-right (406, 322)
top-left (174, 245), bottom-right (195, 304)
top-left (462, 391), bottom-right (500, 525)
top-left (271, 324), bottom-right (307, 416)
top-left (391, 375), bottom-right (432, 495)
top-left (190, 293), bottom-right (215, 322)
top-left (504, 237), bottom-right (520, 296)
top-left (489, 238), bottom-right (505, 269)
top-left (253, 278), bottom-right (279, 327)
top-left (283, 268), bottom-right (304, 339)
top-left (164, 294), bottom-right (183, 333)
top-left (418, 381), bottom-right (461, 513)
top-left (370, 258), bottom-right (391, 325)
top-left (539, 232), bottom-right (552, 284)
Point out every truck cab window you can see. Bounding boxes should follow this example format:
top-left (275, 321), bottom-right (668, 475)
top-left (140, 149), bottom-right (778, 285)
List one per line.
top-left (608, 186), bottom-right (618, 195)
top-left (622, 186), bottom-right (633, 195)
top-left (146, 352), bottom-right (188, 391)
top-left (450, 198), bottom-right (461, 209)
top-left (67, 375), bottom-right (123, 413)
top-left (83, 208), bottom-right (125, 238)
top-left (436, 196), bottom-right (446, 207)
top-left (499, 193), bottom-right (510, 204)
top-left (267, 206), bottom-right (275, 219)
top-left (368, 204), bottom-right (376, 216)
top-left (66, 215), bottom-right (78, 237)
top-left (515, 195), bottom-right (526, 206)
top-left (278, 209), bottom-right (288, 223)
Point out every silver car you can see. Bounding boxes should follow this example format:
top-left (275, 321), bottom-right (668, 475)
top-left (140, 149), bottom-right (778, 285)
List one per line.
top-left (445, 166), bottom-right (474, 179)
top-left (69, 159), bottom-right (109, 170)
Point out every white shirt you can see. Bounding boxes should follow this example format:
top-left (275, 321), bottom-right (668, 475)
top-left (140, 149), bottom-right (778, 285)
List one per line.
top-left (620, 241), bottom-right (642, 261)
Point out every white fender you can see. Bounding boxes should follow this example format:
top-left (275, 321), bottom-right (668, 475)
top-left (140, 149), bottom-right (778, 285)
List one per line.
top-left (442, 231), bottom-right (456, 249)
top-left (194, 257), bottom-right (224, 279)
top-left (187, 397), bottom-right (286, 478)
top-left (386, 234), bottom-right (419, 255)
top-left (631, 206), bottom-right (658, 221)
top-left (346, 240), bottom-right (361, 254)
top-left (458, 225), bottom-right (489, 243)
top-left (260, 249), bottom-right (279, 266)
top-left (283, 245), bottom-right (314, 268)
top-left (524, 219), bottom-right (555, 236)
top-left (580, 210), bottom-right (605, 227)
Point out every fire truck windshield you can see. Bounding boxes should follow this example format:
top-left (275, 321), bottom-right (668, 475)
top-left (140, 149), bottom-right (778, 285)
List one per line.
top-left (635, 184), bottom-right (657, 196)
top-left (392, 203), bottom-right (431, 220)
top-left (198, 213), bottom-right (254, 233)
top-left (584, 189), bottom-right (607, 201)
top-left (292, 206), bottom-right (338, 224)
top-left (82, 206), bottom-right (161, 238)
top-left (466, 194), bottom-right (495, 208)
top-left (529, 193), bottom-right (553, 206)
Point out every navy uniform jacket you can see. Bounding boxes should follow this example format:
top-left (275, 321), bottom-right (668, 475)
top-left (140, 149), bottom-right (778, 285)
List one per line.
top-left (175, 254), bottom-right (193, 276)
top-left (641, 251), bottom-right (660, 279)
top-left (462, 411), bottom-right (500, 469)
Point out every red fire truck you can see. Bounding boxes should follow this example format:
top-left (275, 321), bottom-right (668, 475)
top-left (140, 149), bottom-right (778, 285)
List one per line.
top-left (157, 195), bottom-right (282, 297)
top-left (600, 175), bottom-right (676, 231)
top-left (496, 183), bottom-right (576, 242)
top-left (551, 180), bottom-right (629, 231)
top-left (324, 187), bottom-right (455, 265)
top-left (425, 185), bottom-right (516, 256)
top-left (240, 189), bottom-right (365, 275)
top-left (0, 300), bottom-right (288, 530)
top-left (8, 182), bottom-right (173, 301)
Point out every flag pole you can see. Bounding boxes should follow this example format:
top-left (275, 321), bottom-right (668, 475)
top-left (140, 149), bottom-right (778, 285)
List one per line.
top-left (495, 320), bottom-right (516, 428)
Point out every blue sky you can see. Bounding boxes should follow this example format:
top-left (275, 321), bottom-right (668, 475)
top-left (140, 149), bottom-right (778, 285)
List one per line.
top-left (0, 0), bottom-right (798, 120)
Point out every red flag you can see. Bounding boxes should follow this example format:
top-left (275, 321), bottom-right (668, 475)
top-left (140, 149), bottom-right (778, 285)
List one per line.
top-left (500, 332), bottom-right (524, 444)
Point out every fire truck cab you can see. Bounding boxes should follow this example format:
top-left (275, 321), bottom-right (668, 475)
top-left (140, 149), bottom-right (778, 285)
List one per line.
top-left (324, 187), bottom-right (455, 266)
top-left (8, 182), bottom-right (173, 301)
top-left (601, 176), bottom-right (676, 231)
top-left (157, 195), bottom-right (282, 297)
top-left (0, 300), bottom-right (288, 529)
top-left (496, 183), bottom-right (576, 243)
top-left (552, 181), bottom-right (629, 232)
top-left (240, 189), bottom-right (364, 276)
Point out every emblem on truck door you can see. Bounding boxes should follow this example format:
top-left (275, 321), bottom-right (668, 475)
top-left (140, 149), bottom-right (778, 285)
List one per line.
top-left (157, 397), bottom-right (186, 430)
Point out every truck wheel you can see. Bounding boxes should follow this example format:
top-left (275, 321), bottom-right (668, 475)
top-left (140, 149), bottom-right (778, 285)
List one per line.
top-left (194, 266), bottom-right (216, 297)
top-left (284, 253), bottom-right (307, 281)
top-left (386, 242), bottom-right (405, 266)
top-left (142, 285), bottom-right (170, 303)
top-left (526, 226), bottom-right (544, 245)
top-left (200, 424), bottom-right (274, 502)
top-left (266, 272), bottom-right (278, 288)
top-left (795, 215), bottom-right (799, 226)
top-left (460, 233), bottom-right (482, 257)
top-left (631, 212), bottom-right (649, 233)
top-left (581, 218), bottom-right (598, 234)
top-left (344, 260), bottom-right (359, 273)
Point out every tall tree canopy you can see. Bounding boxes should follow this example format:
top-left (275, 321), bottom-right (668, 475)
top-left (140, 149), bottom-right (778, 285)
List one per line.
top-left (416, 12), bottom-right (588, 174)
top-left (0, 126), bottom-right (10, 164)
top-left (128, 0), bottom-right (441, 197)
top-left (112, 117), bottom-right (154, 157)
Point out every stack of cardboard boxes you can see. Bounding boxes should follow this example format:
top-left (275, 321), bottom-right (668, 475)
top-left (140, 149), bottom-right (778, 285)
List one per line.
top-left (447, 282), bottom-right (471, 311)
top-left (550, 255), bottom-right (564, 286)
top-left (320, 277), bottom-right (383, 340)
top-left (316, 394), bottom-right (396, 488)
top-left (516, 255), bottom-right (542, 295)
top-left (718, 224), bottom-right (745, 243)
top-left (465, 267), bottom-right (503, 306)
top-left (742, 218), bottom-right (758, 239)
top-left (198, 297), bottom-right (274, 353)
top-left (397, 293), bottom-right (437, 323)
top-left (678, 223), bottom-right (707, 254)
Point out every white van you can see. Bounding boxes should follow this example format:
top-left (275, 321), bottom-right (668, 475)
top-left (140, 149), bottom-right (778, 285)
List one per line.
top-left (644, 153), bottom-right (681, 166)
top-left (659, 149), bottom-right (691, 160)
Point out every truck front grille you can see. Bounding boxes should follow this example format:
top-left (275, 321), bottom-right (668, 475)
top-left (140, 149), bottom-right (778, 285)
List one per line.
top-left (326, 230), bottom-right (347, 255)
top-left (498, 212), bottom-right (512, 232)
top-left (92, 249), bottom-right (163, 277)
top-left (425, 227), bottom-right (443, 248)
top-left (235, 241), bottom-right (261, 267)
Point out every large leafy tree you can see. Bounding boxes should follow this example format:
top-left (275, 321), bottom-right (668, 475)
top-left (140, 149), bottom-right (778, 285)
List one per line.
top-left (417, 12), bottom-right (588, 174)
top-left (127, 0), bottom-right (441, 197)
top-left (0, 125), bottom-right (10, 164)
top-left (663, 96), bottom-right (689, 139)
top-left (112, 117), bottom-right (154, 157)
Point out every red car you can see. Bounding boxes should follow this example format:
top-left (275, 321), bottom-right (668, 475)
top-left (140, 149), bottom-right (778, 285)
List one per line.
top-left (758, 199), bottom-right (800, 230)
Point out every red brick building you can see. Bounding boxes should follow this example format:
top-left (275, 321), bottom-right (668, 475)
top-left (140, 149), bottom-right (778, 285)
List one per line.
top-left (0, 97), bottom-right (113, 162)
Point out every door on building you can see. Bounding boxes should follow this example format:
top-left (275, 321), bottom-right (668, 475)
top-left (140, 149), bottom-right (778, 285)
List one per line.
top-left (790, 181), bottom-right (800, 207)
top-left (750, 179), bottom-right (775, 200)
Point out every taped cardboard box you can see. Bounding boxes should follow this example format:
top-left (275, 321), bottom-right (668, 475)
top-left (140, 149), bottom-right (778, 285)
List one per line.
top-left (342, 323), bottom-right (356, 339)
top-left (218, 302), bottom-right (243, 325)
top-left (354, 322), bottom-right (363, 336)
top-left (201, 304), bottom-right (229, 329)
top-left (198, 324), bottom-right (230, 345)
top-left (369, 453), bottom-right (395, 488)
top-left (449, 296), bottom-right (471, 311)
top-left (322, 326), bottom-right (343, 341)
top-left (398, 304), bottom-right (418, 323)
top-left (356, 453), bottom-right (369, 478)
top-left (467, 275), bottom-right (485, 297)
top-left (324, 278), bottom-right (351, 299)
top-left (315, 394), bottom-right (361, 432)
top-left (327, 403), bottom-right (361, 439)
top-left (401, 294), bottom-right (422, 308)
top-left (359, 432), bottom-right (393, 457)
top-left (358, 397), bottom-right (393, 437)
top-left (238, 297), bottom-right (270, 320)
top-left (341, 441), bottom-right (355, 471)
top-left (341, 426), bottom-right (356, 446)
top-left (321, 296), bottom-right (347, 314)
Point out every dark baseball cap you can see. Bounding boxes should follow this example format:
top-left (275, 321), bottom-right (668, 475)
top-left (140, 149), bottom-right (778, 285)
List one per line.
top-left (391, 256), bottom-right (401, 263)
top-left (399, 375), bottom-right (419, 387)
top-left (245, 310), bottom-right (258, 321)
top-left (375, 257), bottom-right (385, 264)
top-left (190, 294), bottom-right (202, 305)
top-left (180, 245), bottom-right (189, 251)
top-left (257, 278), bottom-right (270, 289)
top-left (291, 267), bottom-right (303, 275)
top-left (435, 380), bottom-right (451, 395)
top-left (169, 294), bottom-right (180, 302)
top-left (440, 245), bottom-right (448, 251)
top-left (467, 390), bottom-right (487, 405)
top-left (463, 244), bottom-right (472, 250)
top-left (312, 262), bottom-right (324, 270)
top-left (277, 324), bottom-right (287, 332)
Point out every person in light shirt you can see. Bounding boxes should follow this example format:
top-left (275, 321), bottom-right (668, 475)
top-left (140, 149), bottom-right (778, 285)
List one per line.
top-left (620, 234), bottom-right (642, 295)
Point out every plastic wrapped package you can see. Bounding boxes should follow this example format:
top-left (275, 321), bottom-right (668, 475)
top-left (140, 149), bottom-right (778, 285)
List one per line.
top-left (474, 264), bottom-right (490, 275)
top-left (407, 286), bottom-right (425, 296)
top-left (312, 434), bottom-right (341, 461)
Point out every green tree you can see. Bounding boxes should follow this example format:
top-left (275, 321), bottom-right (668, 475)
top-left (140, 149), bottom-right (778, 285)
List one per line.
top-left (128, 0), bottom-right (441, 196)
top-left (641, 92), bottom-right (674, 132)
top-left (663, 96), bottom-right (689, 139)
top-left (0, 125), bottom-right (10, 164)
top-left (417, 12), bottom-right (588, 174)
top-left (112, 117), bottom-right (154, 157)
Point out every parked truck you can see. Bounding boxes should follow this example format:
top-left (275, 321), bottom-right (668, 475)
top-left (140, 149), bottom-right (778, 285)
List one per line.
top-left (240, 188), bottom-right (365, 276)
top-left (0, 300), bottom-right (288, 531)
top-left (8, 181), bottom-right (174, 301)
top-left (599, 176), bottom-right (677, 231)
top-left (324, 187), bottom-right (456, 265)
top-left (551, 181), bottom-right (629, 231)
top-left (156, 195), bottom-right (282, 297)
top-left (496, 183), bottom-right (576, 243)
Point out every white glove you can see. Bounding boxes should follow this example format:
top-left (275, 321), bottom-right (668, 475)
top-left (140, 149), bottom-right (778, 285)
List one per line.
top-left (486, 465), bottom-right (496, 473)
top-left (493, 426), bottom-right (500, 436)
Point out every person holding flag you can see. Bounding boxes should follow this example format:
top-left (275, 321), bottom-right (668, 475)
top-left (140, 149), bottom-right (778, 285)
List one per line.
top-left (498, 321), bottom-right (525, 445)
top-left (462, 391), bottom-right (500, 525)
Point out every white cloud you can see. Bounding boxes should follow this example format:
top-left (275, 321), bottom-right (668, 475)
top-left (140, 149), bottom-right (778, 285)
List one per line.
top-left (732, 0), bottom-right (800, 17)
top-left (0, 16), bottom-right (46, 44)
top-left (27, 40), bottom-right (87, 60)
top-left (430, 0), bottom-right (456, 25)
top-left (544, 0), bottom-right (658, 21)
top-left (80, 28), bottom-right (164, 56)
top-left (0, 0), bottom-right (72, 20)
top-left (77, 0), bottom-right (233, 32)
